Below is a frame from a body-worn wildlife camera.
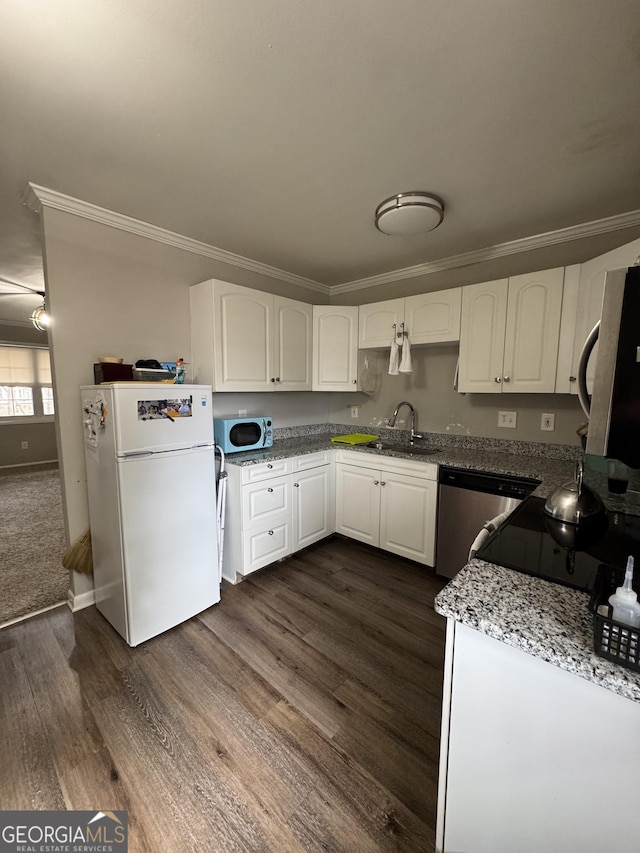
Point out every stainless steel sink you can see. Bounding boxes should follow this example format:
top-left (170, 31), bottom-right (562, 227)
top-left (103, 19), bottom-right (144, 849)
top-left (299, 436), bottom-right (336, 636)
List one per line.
top-left (367, 442), bottom-right (440, 456)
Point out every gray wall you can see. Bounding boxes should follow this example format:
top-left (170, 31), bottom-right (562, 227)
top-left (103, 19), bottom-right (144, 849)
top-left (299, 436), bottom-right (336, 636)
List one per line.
top-left (0, 322), bottom-right (58, 467)
top-left (0, 421), bottom-right (58, 467)
top-left (212, 391), bottom-right (330, 425)
top-left (329, 345), bottom-right (583, 445)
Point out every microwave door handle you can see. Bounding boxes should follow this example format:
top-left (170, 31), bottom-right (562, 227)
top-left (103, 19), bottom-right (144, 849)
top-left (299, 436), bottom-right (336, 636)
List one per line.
top-left (261, 419), bottom-right (267, 447)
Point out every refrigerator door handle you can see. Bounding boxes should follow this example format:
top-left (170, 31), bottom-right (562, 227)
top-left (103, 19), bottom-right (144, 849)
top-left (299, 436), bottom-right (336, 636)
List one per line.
top-left (577, 320), bottom-right (600, 419)
top-left (120, 451), bottom-right (155, 459)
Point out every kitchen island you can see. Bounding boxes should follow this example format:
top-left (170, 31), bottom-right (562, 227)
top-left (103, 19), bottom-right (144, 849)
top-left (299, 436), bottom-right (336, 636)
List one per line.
top-left (434, 556), bottom-right (640, 853)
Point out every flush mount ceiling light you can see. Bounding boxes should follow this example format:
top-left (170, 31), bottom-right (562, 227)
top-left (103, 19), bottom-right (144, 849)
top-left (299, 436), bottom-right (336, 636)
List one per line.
top-left (375, 191), bottom-right (444, 236)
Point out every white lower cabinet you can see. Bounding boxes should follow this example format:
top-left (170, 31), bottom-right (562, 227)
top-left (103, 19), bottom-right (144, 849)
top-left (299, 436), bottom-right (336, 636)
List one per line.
top-left (242, 521), bottom-right (291, 575)
top-left (437, 621), bottom-right (640, 853)
top-left (224, 449), bottom-right (437, 580)
top-left (334, 464), bottom-right (380, 545)
top-left (223, 452), bottom-right (334, 583)
top-left (379, 471), bottom-right (437, 564)
top-left (293, 464), bottom-right (334, 550)
top-left (335, 453), bottom-right (437, 566)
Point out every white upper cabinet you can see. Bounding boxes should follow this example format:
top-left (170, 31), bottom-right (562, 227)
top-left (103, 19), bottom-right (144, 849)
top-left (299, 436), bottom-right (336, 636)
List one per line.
top-left (405, 288), bottom-right (461, 344)
top-left (358, 289), bottom-right (462, 349)
top-left (273, 295), bottom-right (312, 391)
top-left (358, 299), bottom-right (404, 349)
top-left (502, 268), bottom-right (564, 393)
top-left (568, 237), bottom-right (640, 396)
top-left (458, 278), bottom-right (509, 393)
top-left (554, 264), bottom-right (580, 394)
top-left (312, 305), bottom-right (359, 391)
top-left (213, 281), bottom-right (273, 392)
top-left (458, 268), bottom-right (564, 393)
top-left (189, 280), bottom-right (312, 392)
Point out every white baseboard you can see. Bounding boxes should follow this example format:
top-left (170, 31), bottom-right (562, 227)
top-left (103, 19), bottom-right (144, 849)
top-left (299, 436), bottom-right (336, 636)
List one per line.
top-left (0, 458), bottom-right (58, 470)
top-left (67, 587), bottom-right (96, 612)
top-left (0, 600), bottom-right (66, 631)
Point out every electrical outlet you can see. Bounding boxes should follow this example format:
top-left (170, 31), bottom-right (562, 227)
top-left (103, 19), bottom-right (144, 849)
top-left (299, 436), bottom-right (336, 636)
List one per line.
top-left (21, 440), bottom-right (29, 450)
top-left (541, 413), bottom-right (555, 431)
top-left (498, 411), bottom-right (517, 429)
top-left (350, 405), bottom-right (360, 419)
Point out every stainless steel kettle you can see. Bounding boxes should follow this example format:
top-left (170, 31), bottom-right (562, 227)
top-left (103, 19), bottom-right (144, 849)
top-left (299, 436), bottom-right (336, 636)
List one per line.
top-left (543, 458), bottom-right (606, 524)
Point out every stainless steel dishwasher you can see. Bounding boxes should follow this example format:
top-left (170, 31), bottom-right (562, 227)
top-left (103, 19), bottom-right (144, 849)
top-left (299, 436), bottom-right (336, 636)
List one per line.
top-left (435, 466), bottom-right (538, 578)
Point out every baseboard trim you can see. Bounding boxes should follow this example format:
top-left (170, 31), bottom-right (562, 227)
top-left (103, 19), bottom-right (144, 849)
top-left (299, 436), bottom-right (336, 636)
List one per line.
top-left (67, 587), bottom-right (96, 612)
top-left (0, 459), bottom-right (58, 470)
top-left (0, 600), bottom-right (67, 631)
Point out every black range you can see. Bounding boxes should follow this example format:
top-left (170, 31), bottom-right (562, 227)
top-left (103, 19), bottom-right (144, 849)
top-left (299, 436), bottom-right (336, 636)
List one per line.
top-left (476, 495), bottom-right (640, 593)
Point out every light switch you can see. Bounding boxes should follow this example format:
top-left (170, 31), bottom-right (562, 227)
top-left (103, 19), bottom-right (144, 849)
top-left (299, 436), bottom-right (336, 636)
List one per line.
top-left (498, 411), bottom-right (517, 428)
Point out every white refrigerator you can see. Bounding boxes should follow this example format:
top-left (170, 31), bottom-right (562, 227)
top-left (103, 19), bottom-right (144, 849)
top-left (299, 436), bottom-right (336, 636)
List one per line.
top-left (81, 383), bottom-right (220, 646)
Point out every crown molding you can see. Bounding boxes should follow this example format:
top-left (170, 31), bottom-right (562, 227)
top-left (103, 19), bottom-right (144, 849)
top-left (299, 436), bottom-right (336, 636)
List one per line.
top-left (22, 184), bottom-right (640, 297)
top-left (22, 183), bottom-right (330, 296)
top-left (330, 207), bottom-right (640, 294)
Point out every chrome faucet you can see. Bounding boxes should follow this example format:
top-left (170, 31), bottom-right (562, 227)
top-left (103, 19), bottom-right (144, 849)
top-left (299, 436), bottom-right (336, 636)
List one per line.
top-left (388, 401), bottom-right (424, 443)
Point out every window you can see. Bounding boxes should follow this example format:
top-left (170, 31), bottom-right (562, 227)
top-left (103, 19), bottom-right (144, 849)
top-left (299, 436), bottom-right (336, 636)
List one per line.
top-left (0, 345), bottom-right (55, 420)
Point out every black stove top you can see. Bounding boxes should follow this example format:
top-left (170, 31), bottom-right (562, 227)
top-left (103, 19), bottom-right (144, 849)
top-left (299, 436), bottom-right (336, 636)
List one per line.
top-left (476, 496), bottom-right (640, 593)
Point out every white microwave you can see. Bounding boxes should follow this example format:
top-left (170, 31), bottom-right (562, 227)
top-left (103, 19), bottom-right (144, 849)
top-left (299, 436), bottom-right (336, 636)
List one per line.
top-left (213, 417), bottom-right (273, 453)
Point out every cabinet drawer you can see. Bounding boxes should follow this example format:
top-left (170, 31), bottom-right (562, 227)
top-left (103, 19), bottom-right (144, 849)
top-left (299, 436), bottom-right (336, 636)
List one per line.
top-left (242, 476), bottom-right (291, 528)
top-left (292, 451), bottom-right (331, 471)
top-left (241, 519), bottom-right (291, 575)
top-left (241, 458), bottom-right (291, 484)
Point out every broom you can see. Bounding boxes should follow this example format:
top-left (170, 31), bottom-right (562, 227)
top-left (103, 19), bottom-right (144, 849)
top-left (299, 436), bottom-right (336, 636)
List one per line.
top-left (62, 528), bottom-right (93, 575)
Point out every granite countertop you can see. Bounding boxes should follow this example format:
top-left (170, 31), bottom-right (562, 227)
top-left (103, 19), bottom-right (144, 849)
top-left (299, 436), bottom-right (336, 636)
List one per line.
top-left (224, 430), bottom-right (578, 498)
top-left (435, 558), bottom-right (640, 703)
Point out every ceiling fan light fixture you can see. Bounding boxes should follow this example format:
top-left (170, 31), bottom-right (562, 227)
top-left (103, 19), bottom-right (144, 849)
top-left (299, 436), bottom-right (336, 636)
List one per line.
top-left (30, 301), bottom-right (50, 332)
top-left (375, 191), bottom-right (444, 236)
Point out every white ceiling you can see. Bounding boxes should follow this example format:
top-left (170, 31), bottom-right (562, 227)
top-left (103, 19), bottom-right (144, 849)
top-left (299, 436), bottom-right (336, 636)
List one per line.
top-left (1, 0), bottom-right (640, 317)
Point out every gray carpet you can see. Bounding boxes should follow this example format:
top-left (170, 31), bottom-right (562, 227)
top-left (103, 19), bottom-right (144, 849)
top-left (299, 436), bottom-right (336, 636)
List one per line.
top-left (0, 464), bottom-right (68, 625)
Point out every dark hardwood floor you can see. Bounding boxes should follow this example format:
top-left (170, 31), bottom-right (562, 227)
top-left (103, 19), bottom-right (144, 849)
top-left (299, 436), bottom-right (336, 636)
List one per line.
top-left (1, 536), bottom-right (448, 852)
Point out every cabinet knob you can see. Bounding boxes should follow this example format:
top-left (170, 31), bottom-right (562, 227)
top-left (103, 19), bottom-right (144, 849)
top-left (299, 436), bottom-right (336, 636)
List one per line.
top-left (293, 482), bottom-right (299, 487)
top-left (503, 376), bottom-right (511, 383)
top-left (380, 481), bottom-right (386, 486)
top-left (270, 377), bottom-right (276, 382)
top-left (276, 377), bottom-right (280, 382)
top-left (352, 379), bottom-right (357, 384)
top-left (373, 480), bottom-right (379, 485)
top-left (494, 376), bottom-right (502, 383)
top-left (267, 487), bottom-right (273, 493)
top-left (569, 375), bottom-right (577, 382)
top-left (267, 463), bottom-right (273, 469)
top-left (268, 530), bottom-right (274, 535)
